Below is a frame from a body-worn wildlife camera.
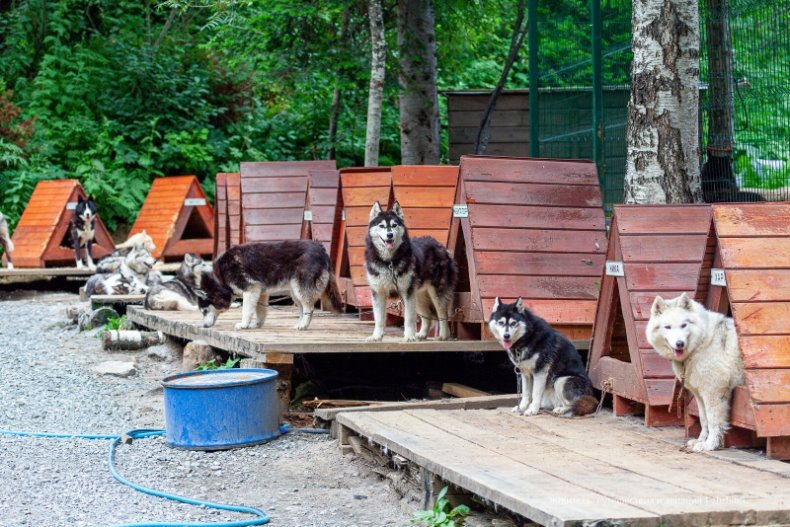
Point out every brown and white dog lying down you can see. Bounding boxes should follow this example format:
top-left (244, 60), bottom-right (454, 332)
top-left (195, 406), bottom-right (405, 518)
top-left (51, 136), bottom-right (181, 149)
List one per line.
top-left (196, 240), bottom-right (343, 330)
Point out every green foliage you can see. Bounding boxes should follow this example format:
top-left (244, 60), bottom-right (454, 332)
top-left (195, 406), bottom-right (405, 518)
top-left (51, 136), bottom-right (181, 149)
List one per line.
top-left (195, 356), bottom-right (240, 371)
top-left (96, 314), bottom-right (128, 338)
top-left (411, 487), bottom-right (471, 527)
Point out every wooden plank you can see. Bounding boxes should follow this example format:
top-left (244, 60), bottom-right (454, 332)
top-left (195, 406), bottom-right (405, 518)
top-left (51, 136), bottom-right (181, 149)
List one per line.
top-left (241, 176), bottom-right (308, 193)
top-left (614, 205), bottom-right (712, 235)
top-left (479, 298), bottom-right (597, 326)
top-left (718, 237), bottom-right (790, 268)
top-left (731, 302), bottom-right (790, 335)
top-left (241, 192), bottom-right (307, 209)
top-left (315, 394), bottom-right (517, 421)
top-left (744, 370), bottom-right (790, 404)
top-left (713, 203), bottom-right (790, 237)
top-left (740, 336), bottom-right (790, 368)
top-left (478, 275), bottom-right (599, 300)
top-left (240, 160), bottom-right (336, 179)
top-left (459, 156), bottom-right (599, 186)
top-left (619, 234), bottom-right (710, 263)
top-left (725, 269), bottom-right (790, 302)
top-left (475, 252), bottom-right (604, 277)
top-left (624, 263), bottom-right (702, 291)
top-left (391, 187), bottom-right (456, 208)
top-left (467, 204), bottom-right (606, 230)
top-left (464, 181), bottom-right (603, 208)
top-left (472, 228), bottom-right (607, 253)
top-left (441, 383), bottom-right (490, 398)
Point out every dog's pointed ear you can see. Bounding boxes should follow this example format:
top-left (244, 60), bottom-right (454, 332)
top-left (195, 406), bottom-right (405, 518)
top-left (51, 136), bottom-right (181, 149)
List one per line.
top-left (678, 292), bottom-right (693, 310)
top-left (391, 201), bottom-right (404, 220)
top-left (78, 195), bottom-right (85, 204)
top-left (184, 253), bottom-right (196, 265)
top-left (492, 296), bottom-right (501, 313)
top-left (369, 201), bottom-right (382, 222)
top-left (515, 296), bottom-right (526, 314)
top-left (651, 296), bottom-right (666, 316)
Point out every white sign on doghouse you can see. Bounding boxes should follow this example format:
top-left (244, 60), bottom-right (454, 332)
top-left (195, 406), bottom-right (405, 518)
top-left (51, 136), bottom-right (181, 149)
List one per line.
top-left (605, 261), bottom-right (624, 276)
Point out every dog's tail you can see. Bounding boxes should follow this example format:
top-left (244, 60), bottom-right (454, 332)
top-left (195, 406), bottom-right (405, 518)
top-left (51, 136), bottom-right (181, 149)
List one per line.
top-left (322, 272), bottom-right (344, 313)
top-left (572, 395), bottom-right (599, 417)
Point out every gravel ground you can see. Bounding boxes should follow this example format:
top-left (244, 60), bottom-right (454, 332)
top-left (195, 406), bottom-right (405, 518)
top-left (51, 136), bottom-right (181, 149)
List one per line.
top-left (0, 290), bottom-right (412, 527)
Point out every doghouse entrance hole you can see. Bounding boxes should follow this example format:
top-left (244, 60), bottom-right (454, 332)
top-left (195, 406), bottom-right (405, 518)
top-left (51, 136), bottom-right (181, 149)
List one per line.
top-left (181, 208), bottom-right (212, 240)
top-left (59, 225), bottom-right (74, 249)
top-left (608, 285), bottom-right (631, 363)
top-left (453, 226), bottom-right (470, 294)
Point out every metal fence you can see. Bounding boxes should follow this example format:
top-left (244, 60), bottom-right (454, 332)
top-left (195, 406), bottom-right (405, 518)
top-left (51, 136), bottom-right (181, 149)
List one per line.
top-left (529, 0), bottom-right (789, 207)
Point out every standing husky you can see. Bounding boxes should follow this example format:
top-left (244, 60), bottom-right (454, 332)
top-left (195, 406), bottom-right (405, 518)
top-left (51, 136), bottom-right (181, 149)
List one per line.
top-left (365, 201), bottom-right (457, 342)
top-left (196, 240), bottom-right (342, 330)
top-left (646, 293), bottom-right (744, 452)
top-left (145, 253), bottom-right (211, 311)
top-left (0, 211), bottom-right (13, 269)
top-left (489, 297), bottom-right (598, 417)
top-left (70, 195), bottom-right (98, 269)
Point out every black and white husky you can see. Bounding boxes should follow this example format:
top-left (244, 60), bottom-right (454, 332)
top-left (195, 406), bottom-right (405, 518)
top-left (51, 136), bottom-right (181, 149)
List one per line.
top-left (85, 247), bottom-right (157, 296)
top-left (0, 211), bottom-right (13, 269)
top-left (145, 253), bottom-right (211, 311)
top-left (365, 201), bottom-right (457, 342)
top-left (70, 195), bottom-right (98, 269)
top-left (97, 230), bottom-right (156, 273)
top-left (489, 297), bottom-right (598, 417)
top-left (196, 240), bottom-right (343, 330)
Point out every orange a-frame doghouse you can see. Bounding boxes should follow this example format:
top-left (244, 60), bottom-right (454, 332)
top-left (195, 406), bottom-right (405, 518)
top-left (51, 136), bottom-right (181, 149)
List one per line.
top-left (306, 169), bottom-right (341, 264)
top-left (587, 204), bottom-right (714, 427)
top-left (213, 172), bottom-right (242, 257)
top-left (128, 175), bottom-right (214, 261)
top-left (447, 155), bottom-right (607, 341)
top-left (334, 167), bottom-right (393, 310)
top-left (685, 203), bottom-right (790, 459)
top-left (240, 161), bottom-right (336, 244)
top-left (9, 179), bottom-right (115, 268)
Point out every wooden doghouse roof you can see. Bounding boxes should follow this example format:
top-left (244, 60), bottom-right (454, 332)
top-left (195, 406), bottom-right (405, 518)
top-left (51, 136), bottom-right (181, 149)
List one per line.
top-left (391, 165), bottom-right (459, 246)
top-left (710, 203), bottom-right (790, 449)
top-left (587, 204), bottom-right (713, 427)
top-left (448, 155), bottom-right (607, 341)
top-left (213, 172), bottom-right (241, 258)
top-left (335, 167), bottom-right (393, 308)
top-left (240, 161), bottom-right (335, 243)
top-left (129, 175), bottom-right (214, 261)
top-left (10, 179), bottom-right (115, 268)
top-left (307, 170), bottom-right (341, 264)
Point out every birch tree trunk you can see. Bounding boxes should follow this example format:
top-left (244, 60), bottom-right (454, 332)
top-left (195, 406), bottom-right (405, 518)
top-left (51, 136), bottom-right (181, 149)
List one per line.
top-left (623, 0), bottom-right (702, 204)
top-left (365, 0), bottom-right (386, 167)
top-left (397, 0), bottom-right (440, 165)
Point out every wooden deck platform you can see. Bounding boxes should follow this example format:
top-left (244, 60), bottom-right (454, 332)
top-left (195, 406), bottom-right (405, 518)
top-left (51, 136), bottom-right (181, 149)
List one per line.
top-left (127, 306), bottom-right (504, 357)
top-left (0, 262), bottom-right (182, 285)
top-left (337, 407), bottom-right (790, 527)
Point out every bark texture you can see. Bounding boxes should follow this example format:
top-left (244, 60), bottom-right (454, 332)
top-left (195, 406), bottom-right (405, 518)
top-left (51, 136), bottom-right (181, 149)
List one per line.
top-left (624, 0), bottom-right (702, 204)
top-left (365, 0), bottom-right (386, 166)
top-left (397, 0), bottom-right (440, 164)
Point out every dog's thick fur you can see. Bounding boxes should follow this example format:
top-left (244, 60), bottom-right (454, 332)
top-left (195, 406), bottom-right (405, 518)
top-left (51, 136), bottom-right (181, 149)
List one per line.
top-left (70, 195), bottom-right (98, 269)
top-left (97, 230), bottom-right (156, 273)
top-left (0, 211), bottom-right (13, 269)
top-left (196, 241), bottom-right (342, 330)
top-left (145, 253), bottom-right (211, 311)
top-left (365, 201), bottom-right (457, 342)
top-left (85, 247), bottom-right (157, 296)
top-left (646, 293), bottom-right (744, 451)
top-left (489, 297), bottom-right (598, 417)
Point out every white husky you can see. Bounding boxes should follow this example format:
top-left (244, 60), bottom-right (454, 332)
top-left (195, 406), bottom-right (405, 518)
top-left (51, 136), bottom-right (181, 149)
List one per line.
top-left (646, 293), bottom-right (744, 452)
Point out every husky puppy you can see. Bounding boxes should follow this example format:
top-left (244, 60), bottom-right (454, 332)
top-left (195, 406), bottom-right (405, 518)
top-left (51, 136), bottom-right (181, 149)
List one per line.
top-left (70, 195), bottom-right (98, 269)
top-left (646, 293), bottom-right (744, 452)
top-left (145, 254), bottom-right (211, 311)
top-left (97, 230), bottom-right (156, 273)
top-left (196, 241), bottom-right (342, 330)
top-left (489, 297), bottom-right (598, 417)
top-left (0, 211), bottom-right (13, 269)
top-left (365, 201), bottom-right (457, 342)
top-left (85, 247), bottom-right (157, 296)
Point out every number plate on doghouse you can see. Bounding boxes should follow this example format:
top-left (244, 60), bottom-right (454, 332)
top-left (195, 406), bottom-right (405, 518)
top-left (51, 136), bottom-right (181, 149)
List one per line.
top-left (711, 268), bottom-right (727, 286)
top-left (605, 261), bottom-right (624, 276)
top-left (184, 198), bottom-right (206, 206)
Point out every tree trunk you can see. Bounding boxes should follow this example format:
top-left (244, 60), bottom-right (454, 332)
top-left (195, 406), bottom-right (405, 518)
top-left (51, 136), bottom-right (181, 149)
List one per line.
top-left (365, 0), bottom-right (386, 167)
top-left (623, 0), bottom-right (702, 204)
top-left (705, 0), bottom-right (734, 153)
top-left (397, 0), bottom-right (440, 165)
top-left (327, 10), bottom-right (351, 161)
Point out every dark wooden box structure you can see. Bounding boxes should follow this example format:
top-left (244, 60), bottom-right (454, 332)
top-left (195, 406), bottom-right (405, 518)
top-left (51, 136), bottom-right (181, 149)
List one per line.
top-left (9, 179), bottom-right (115, 267)
top-left (128, 175), bottom-right (214, 261)
top-left (685, 203), bottom-right (790, 459)
top-left (213, 172), bottom-right (242, 257)
top-left (587, 204), bottom-right (714, 427)
top-left (448, 155), bottom-right (607, 341)
top-left (240, 161), bottom-right (336, 244)
top-left (306, 169), bottom-right (341, 265)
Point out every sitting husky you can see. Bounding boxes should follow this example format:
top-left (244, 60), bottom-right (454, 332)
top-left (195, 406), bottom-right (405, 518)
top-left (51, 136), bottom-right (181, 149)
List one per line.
top-left (0, 211), bottom-right (13, 269)
top-left (97, 230), bottom-right (156, 273)
top-left (646, 293), bottom-right (744, 452)
top-left (70, 195), bottom-right (98, 270)
top-left (85, 247), bottom-right (157, 296)
top-left (196, 240), bottom-right (342, 330)
top-left (145, 253), bottom-right (211, 311)
top-left (489, 297), bottom-right (598, 417)
top-left (365, 201), bottom-right (457, 342)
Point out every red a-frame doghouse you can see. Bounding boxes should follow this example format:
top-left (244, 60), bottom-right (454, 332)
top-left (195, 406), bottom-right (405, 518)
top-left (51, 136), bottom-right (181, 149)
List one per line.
top-left (240, 161), bottom-right (336, 244)
top-left (686, 203), bottom-right (790, 459)
top-left (9, 179), bottom-right (115, 268)
top-left (587, 204), bottom-right (714, 427)
top-left (448, 155), bottom-right (607, 342)
top-left (128, 175), bottom-right (214, 261)
top-left (306, 169), bottom-right (341, 265)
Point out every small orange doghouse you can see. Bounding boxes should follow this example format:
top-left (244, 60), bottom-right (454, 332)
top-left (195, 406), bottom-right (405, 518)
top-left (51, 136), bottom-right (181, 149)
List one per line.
top-left (685, 203), bottom-right (790, 459)
top-left (128, 176), bottom-right (214, 261)
top-left (9, 179), bottom-right (115, 268)
top-left (448, 155), bottom-right (607, 341)
top-left (240, 161), bottom-right (336, 244)
top-left (587, 204), bottom-right (714, 427)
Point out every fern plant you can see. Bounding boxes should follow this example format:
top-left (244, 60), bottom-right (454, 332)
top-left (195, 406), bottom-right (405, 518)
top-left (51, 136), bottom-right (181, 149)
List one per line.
top-left (411, 486), bottom-right (471, 527)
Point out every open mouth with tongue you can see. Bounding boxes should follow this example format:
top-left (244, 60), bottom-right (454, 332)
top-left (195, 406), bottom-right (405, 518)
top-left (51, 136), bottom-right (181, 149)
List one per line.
top-left (381, 237), bottom-right (395, 250)
top-left (673, 347), bottom-right (685, 359)
top-left (501, 339), bottom-right (513, 350)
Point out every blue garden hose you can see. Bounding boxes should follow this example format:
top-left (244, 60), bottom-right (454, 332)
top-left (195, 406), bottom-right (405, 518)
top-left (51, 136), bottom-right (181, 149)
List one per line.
top-left (0, 425), bottom-right (328, 527)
